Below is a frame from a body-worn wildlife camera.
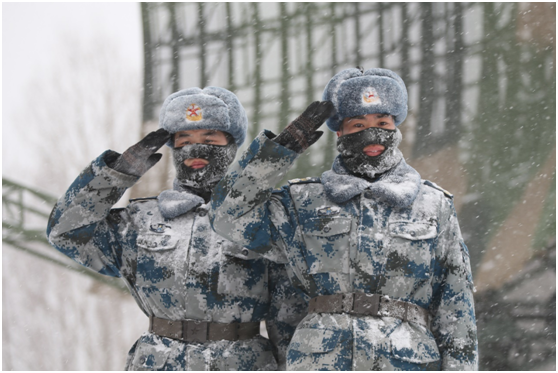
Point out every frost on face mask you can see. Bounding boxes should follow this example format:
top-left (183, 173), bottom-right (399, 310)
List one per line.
top-left (337, 126), bottom-right (403, 179)
top-left (172, 142), bottom-right (237, 193)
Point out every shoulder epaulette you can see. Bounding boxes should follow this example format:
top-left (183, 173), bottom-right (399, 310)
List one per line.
top-left (423, 180), bottom-right (453, 199)
top-left (288, 177), bottom-right (321, 185)
top-left (129, 196), bottom-right (158, 203)
top-left (272, 187), bottom-right (284, 193)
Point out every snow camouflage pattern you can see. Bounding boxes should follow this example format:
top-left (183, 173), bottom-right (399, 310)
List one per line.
top-left (210, 131), bottom-right (478, 371)
top-left (46, 150), bottom-right (307, 371)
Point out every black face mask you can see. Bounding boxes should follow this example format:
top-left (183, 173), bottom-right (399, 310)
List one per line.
top-left (172, 142), bottom-right (237, 193)
top-left (337, 126), bottom-right (403, 179)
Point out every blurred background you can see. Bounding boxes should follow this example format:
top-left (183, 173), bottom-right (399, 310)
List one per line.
top-left (3, 2), bottom-right (555, 370)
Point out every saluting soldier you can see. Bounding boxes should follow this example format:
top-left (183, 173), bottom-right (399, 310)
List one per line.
top-left (47, 87), bottom-right (306, 370)
top-left (210, 68), bottom-right (478, 370)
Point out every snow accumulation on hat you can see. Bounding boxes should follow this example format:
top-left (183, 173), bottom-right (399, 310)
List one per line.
top-left (322, 68), bottom-right (408, 132)
top-left (159, 86), bottom-right (248, 146)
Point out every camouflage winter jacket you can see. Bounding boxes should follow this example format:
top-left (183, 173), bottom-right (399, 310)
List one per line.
top-left (210, 131), bottom-right (478, 371)
top-left (46, 150), bottom-right (307, 371)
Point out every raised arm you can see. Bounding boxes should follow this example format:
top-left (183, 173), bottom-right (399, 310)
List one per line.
top-left (46, 129), bottom-right (169, 276)
top-left (209, 101), bottom-right (334, 254)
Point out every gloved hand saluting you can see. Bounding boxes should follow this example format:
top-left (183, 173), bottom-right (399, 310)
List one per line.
top-left (274, 101), bottom-right (335, 153)
top-left (110, 128), bottom-right (171, 177)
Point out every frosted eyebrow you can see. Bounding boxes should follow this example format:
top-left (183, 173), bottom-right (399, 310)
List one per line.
top-left (346, 116), bottom-right (366, 123)
top-left (203, 131), bottom-right (219, 137)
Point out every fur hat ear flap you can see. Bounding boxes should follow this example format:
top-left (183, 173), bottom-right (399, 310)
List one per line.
top-left (322, 67), bottom-right (408, 131)
top-left (159, 87), bottom-right (248, 147)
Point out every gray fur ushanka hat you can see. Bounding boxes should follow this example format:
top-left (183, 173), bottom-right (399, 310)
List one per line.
top-left (159, 86), bottom-right (248, 146)
top-left (322, 68), bottom-right (408, 131)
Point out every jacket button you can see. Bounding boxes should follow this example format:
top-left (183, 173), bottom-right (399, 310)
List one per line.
top-left (323, 226), bottom-right (331, 233)
top-left (139, 356), bottom-right (146, 364)
top-left (241, 248), bottom-right (249, 256)
top-left (410, 231), bottom-right (416, 237)
top-left (198, 210), bottom-right (207, 217)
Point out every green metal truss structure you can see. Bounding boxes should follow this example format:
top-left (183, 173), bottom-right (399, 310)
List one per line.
top-left (140, 3), bottom-right (555, 369)
top-left (141, 2), bottom-right (474, 168)
top-left (140, 2), bottom-right (555, 270)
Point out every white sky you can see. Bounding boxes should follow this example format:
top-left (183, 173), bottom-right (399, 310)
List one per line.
top-left (2, 2), bottom-right (142, 183)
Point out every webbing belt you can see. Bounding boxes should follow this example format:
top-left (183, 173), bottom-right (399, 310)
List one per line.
top-left (308, 293), bottom-right (430, 328)
top-left (149, 315), bottom-right (260, 343)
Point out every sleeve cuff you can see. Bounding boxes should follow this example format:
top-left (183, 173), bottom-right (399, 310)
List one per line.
top-left (96, 150), bottom-right (140, 187)
top-left (238, 130), bottom-right (298, 169)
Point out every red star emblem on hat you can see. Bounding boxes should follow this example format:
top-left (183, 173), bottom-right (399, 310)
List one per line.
top-left (186, 104), bottom-right (203, 121)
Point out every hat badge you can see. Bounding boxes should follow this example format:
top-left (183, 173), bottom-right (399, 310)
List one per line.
top-left (186, 103), bottom-right (203, 122)
top-left (362, 88), bottom-right (381, 105)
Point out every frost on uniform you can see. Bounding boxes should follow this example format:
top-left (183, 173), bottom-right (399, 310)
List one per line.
top-left (210, 69), bottom-right (478, 371)
top-left (46, 87), bottom-right (306, 371)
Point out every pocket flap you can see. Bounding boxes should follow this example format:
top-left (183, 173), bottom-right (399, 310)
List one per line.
top-left (302, 217), bottom-right (351, 237)
top-left (390, 323), bottom-right (440, 364)
top-left (389, 221), bottom-right (437, 240)
top-left (132, 337), bottom-right (171, 370)
top-left (221, 240), bottom-right (261, 260)
top-left (137, 234), bottom-right (178, 251)
top-left (289, 328), bottom-right (342, 353)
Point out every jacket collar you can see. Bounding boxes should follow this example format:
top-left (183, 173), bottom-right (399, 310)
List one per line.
top-left (157, 179), bottom-right (205, 219)
top-left (321, 156), bottom-right (421, 207)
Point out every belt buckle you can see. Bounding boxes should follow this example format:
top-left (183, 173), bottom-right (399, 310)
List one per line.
top-left (185, 320), bottom-right (208, 343)
top-left (352, 293), bottom-right (381, 316)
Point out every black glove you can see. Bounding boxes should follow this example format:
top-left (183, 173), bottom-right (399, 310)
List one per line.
top-left (274, 101), bottom-right (335, 153)
top-left (109, 128), bottom-right (171, 177)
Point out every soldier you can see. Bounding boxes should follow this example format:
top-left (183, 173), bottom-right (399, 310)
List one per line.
top-left (47, 87), bottom-right (306, 370)
top-left (210, 68), bottom-right (478, 370)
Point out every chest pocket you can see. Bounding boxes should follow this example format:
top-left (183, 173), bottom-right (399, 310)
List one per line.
top-left (217, 241), bottom-right (268, 299)
top-left (301, 217), bottom-right (351, 274)
top-left (386, 221), bottom-right (436, 278)
top-left (136, 232), bottom-right (182, 287)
